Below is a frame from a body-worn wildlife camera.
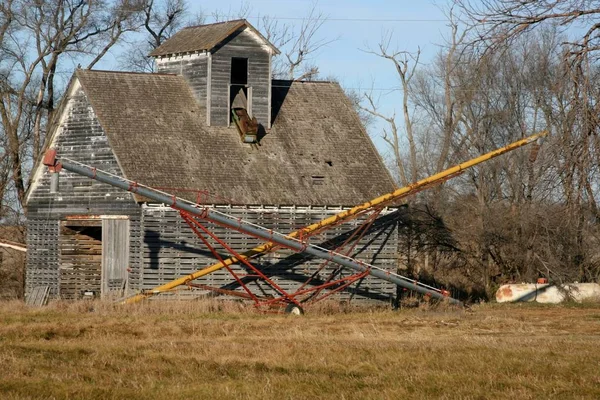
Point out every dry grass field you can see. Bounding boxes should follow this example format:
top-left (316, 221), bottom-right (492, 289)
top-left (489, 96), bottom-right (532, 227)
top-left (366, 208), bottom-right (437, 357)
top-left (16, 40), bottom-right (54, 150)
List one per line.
top-left (0, 300), bottom-right (599, 400)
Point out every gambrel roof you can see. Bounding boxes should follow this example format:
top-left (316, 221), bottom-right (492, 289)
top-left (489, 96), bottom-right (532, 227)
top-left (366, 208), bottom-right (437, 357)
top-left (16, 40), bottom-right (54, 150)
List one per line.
top-left (149, 19), bottom-right (280, 57)
top-left (60, 70), bottom-right (395, 206)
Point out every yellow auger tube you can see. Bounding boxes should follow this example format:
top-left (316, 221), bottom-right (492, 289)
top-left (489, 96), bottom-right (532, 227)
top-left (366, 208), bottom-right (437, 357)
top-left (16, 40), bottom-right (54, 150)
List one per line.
top-left (124, 131), bottom-right (547, 304)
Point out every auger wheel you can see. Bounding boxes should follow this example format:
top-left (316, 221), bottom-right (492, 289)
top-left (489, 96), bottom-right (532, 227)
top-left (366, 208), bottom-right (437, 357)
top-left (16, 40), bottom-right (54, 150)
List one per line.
top-left (284, 303), bottom-right (304, 315)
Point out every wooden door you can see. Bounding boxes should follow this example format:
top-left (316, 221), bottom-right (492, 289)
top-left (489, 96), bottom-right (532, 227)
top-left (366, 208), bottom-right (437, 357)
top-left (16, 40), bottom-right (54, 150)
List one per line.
top-left (101, 219), bottom-right (130, 299)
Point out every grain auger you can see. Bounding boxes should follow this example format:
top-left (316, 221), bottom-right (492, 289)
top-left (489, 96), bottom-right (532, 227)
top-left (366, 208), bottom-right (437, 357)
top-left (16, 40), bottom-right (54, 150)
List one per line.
top-left (43, 131), bottom-right (547, 311)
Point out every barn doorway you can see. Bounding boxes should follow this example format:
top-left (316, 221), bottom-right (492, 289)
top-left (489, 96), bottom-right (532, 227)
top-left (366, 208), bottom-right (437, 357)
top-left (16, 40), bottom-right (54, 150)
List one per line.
top-left (59, 220), bottom-right (102, 299)
top-left (59, 217), bottom-right (130, 300)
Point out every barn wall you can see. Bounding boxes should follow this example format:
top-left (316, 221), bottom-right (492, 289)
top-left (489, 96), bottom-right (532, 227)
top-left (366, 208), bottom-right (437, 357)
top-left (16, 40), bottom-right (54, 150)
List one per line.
top-left (26, 84), bottom-right (142, 298)
top-left (155, 54), bottom-right (209, 111)
top-left (140, 204), bottom-right (399, 302)
top-left (210, 28), bottom-right (271, 127)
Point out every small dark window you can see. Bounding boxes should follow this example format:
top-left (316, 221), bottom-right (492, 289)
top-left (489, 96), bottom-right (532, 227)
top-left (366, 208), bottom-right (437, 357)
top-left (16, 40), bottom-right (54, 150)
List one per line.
top-left (231, 58), bottom-right (248, 85)
top-left (311, 175), bottom-right (325, 185)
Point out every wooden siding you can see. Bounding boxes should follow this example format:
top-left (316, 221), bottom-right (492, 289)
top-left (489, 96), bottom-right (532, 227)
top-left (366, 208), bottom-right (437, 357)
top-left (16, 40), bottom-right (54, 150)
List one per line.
top-left (140, 205), bottom-right (399, 301)
top-left (26, 84), bottom-right (142, 298)
top-left (210, 29), bottom-right (271, 127)
top-left (156, 55), bottom-right (209, 109)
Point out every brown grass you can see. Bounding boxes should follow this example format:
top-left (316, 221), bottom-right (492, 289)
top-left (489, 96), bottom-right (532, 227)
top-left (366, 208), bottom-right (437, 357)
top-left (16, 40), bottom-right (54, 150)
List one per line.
top-left (0, 300), bottom-right (599, 399)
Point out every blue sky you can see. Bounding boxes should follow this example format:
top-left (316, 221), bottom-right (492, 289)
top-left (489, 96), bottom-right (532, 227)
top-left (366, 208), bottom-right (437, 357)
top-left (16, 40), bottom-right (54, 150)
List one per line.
top-left (191, 0), bottom-right (450, 87)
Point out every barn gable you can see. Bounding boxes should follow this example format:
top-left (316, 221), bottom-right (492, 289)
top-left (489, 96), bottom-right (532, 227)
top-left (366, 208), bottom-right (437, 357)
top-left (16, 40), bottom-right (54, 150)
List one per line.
top-left (26, 77), bottom-right (142, 298)
top-left (27, 77), bottom-right (137, 212)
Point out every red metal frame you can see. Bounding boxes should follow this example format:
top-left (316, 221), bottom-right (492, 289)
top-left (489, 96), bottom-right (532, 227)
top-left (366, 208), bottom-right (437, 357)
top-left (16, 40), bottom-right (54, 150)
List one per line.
top-left (175, 205), bottom-right (386, 313)
top-left (181, 210), bottom-right (304, 310)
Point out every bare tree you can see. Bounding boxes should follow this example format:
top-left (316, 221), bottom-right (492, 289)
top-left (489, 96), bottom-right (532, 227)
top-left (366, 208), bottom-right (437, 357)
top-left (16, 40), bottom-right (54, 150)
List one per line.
top-left (0, 0), bottom-right (144, 210)
top-left (355, 9), bottom-right (599, 296)
top-left (119, 0), bottom-right (186, 72)
top-left (274, 3), bottom-right (338, 80)
top-left (455, 0), bottom-right (600, 157)
top-left (254, 12), bottom-right (329, 81)
top-left (451, 0), bottom-right (600, 287)
top-left (357, 32), bottom-right (421, 186)
top-left (143, 0), bottom-right (185, 48)
top-left (455, 0), bottom-right (600, 60)
top-left (211, 2), bottom-right (250, 23)
top-left (257, 15), bottom-right (293, 50)
top-left (358, 9), bottom-right (470, 189)
top-left (360, 92), bottom-right (408, 186)
top-left (30, 0), bottom-right (143, 164)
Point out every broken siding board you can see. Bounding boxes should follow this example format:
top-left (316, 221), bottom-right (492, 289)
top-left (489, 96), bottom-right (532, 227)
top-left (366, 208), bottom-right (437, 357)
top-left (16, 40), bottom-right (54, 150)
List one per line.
top-left (25, 286), bottom-right (51, 306)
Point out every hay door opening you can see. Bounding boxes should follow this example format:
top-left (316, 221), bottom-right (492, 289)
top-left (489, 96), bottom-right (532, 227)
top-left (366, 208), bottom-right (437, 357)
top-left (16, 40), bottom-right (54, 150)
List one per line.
top-left (101, 219), bottom-right (130, 300)
top-left (230, 57), bottom-right (250, 125)
top-left (59, 220), bottom-right (102, 299)
top-left (59, 217), bottom-right (130, 300)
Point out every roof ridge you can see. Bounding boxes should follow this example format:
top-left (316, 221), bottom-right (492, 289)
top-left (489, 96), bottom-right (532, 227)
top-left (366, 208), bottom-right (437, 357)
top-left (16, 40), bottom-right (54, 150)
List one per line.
top-left (79, 69), bottom-right (178, 77)
top-left (183, 19), bottom-right (246, 30)
top-left (272, 79), bottom-right (338, 85)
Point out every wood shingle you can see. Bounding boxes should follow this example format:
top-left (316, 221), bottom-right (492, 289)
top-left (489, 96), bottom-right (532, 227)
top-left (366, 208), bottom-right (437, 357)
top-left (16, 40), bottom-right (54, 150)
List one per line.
top-left (75, 70), bottom-right (395, 206)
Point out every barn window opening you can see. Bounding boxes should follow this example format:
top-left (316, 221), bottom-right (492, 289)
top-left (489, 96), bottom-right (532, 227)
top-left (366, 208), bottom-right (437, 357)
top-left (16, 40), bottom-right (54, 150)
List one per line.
top-left (230, 57), bottom-right (250, 125)
top-left (231, 57), bottom-right (248, 85)
top-left (230, 57), bottom-right (257, 142)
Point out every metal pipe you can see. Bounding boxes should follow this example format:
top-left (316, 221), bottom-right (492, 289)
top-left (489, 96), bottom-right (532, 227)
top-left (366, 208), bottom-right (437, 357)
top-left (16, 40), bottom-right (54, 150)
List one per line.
top-left (122, 130), bottom-right (547, 304)
top-left (50, 172), bottom-right (60, 194)
top-left (52, 158), bottom-right (462, 305)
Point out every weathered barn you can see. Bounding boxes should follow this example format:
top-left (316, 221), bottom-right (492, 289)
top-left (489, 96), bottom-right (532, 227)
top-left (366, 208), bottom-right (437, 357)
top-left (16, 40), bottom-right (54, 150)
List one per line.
top-left (25, 20), bottom-right (400, 302)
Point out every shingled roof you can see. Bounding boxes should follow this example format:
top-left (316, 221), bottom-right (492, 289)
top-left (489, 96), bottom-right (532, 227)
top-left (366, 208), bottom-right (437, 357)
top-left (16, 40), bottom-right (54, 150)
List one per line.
top-left (149, 19), bottom-right (279, 57)
top-left (72, 70), bottom-right (395, 206)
